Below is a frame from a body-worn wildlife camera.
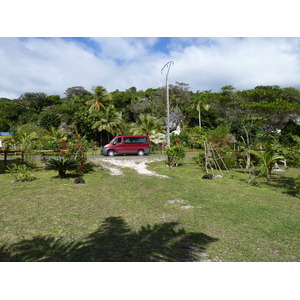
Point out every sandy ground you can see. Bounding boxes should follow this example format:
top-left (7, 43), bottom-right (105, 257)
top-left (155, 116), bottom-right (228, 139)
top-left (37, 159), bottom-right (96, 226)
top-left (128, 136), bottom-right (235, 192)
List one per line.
top-left (90, 157), bottom-right (169, 178)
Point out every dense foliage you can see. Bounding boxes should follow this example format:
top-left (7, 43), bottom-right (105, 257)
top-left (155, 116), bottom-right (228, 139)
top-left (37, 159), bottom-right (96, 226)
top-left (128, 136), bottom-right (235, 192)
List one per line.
top-left (1, 83), bottom-right (300, 177)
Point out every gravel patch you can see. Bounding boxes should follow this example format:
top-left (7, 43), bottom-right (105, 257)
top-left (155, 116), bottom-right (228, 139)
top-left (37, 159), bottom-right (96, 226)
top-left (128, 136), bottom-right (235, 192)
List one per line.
top-left (180, 205), bottom-right (194, 209)
top-left (168, 199), bottom-right (186, 204)
top-left (90, 157), bottom-right (169, 178)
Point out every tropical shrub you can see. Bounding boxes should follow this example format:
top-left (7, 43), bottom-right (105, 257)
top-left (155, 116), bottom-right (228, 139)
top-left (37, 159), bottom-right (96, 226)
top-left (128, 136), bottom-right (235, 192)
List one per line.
top-left (218, 149), bottom-right (238, 169)
top-left (6, 163), bottom-right (35, 182)
top-left (279, 120), bottom-right (300, 147)
top-left (150, 133), bottom-right (166, 153)
top-left (40, 140), bottom-right (61, 150)
top-left (45, 156), bottom-right (78, 178)
top-left (250, 149), bottom-right (284, 180)
top-left (170, 132), bottom-right (190, 148)
top-left (39, 113), bottom-right (60, 130)
top-left (206, 125), bottom-right (232, 149)
top-left (66, 133), bottom-right (89, 174)
top-left (90, 140), bottom-right (98, 155)
top-left (165, 146), bottom-right (186, 169)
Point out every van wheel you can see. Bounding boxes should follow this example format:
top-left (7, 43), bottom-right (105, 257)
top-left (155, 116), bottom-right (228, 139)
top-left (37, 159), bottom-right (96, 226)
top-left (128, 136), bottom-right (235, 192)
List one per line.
top-left (137, 149), bottom-right (144, 156)
top-left (107, 150), bottom-right (115, 156)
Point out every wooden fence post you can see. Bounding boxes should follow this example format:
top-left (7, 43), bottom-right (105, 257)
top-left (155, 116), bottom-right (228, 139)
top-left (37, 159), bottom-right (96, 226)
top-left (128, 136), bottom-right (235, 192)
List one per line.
top-left (4, 150), bottom-right (7, 171)
top-left (21, 151), bottom-right (24, 164)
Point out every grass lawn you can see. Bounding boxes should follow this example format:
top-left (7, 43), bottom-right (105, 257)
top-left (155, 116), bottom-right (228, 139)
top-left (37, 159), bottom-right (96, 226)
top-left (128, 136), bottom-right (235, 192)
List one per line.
top-left (0, 156), bottom-right (299, 262)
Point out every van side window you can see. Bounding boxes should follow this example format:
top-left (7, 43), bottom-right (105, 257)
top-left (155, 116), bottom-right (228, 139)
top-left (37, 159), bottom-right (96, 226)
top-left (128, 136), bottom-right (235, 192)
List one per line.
top-left (124, 137), bottom-right (148, 144)
top-left (136, 137), bottom-right (147, 143)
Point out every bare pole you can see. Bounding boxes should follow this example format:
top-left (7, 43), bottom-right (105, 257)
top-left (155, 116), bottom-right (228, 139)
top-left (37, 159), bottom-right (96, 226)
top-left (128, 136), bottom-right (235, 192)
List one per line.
top-left (161, 61), bottom-right (174, 148)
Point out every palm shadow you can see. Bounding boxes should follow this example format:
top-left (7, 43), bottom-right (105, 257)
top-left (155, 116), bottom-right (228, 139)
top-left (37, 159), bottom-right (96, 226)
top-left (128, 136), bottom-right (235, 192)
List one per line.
top-left (0, 217), bottom-right (217, 262)
top-left (265, 175), bottom-right (299, 197)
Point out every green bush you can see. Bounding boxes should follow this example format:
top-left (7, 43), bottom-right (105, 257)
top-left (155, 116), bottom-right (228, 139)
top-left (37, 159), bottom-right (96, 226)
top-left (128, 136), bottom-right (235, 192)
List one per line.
top-left (39, 113), bottom-right (61, 130)
top-left (6, 163), bottom-right (35, 182)
top-left (219, 149), bottom-right (238, 169)
top-left (195, 149), bottom-right (236, 170)
top-left (170, 132), bottom-right (190, 148)
top-left (67, 134), bottom-right (89, 174)
top-left (165, 146), bottom-right (186, 169)
top-left (194, 151), bottom-right (205, 168)
top-left (40, 140), bottom-right (61, 150)
top-left (295, 176), bottom-right (300, 197)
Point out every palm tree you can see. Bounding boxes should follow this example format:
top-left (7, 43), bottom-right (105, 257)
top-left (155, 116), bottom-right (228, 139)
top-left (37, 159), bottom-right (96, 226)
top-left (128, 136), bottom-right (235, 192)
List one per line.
top-left (15, 130), bottom-right (40, 151)
top-left (250, 149), bottom-right (284, 180)
top-left (191, 93), bottom-right (211, 129)
top-left (44, 126), bottom-right (67, 142)
top-left (86, 86), bottom-right (112, 112)
top-left (92, 105), bottom-right (124, 141)
top-left (129, 114), bottom-right (164, 136)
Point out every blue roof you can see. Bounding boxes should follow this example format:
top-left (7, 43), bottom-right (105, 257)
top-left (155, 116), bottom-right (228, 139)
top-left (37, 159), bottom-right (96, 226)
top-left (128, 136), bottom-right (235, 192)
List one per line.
top-left (0, 132), bottom-right (12, 136)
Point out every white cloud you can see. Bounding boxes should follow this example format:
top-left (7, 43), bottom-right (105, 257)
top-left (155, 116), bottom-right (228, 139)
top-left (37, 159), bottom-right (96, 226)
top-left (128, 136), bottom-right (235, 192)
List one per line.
top-left (168, 37), bottom-right (300, 91)
top-left (1, 37), bottom-right (300, 99)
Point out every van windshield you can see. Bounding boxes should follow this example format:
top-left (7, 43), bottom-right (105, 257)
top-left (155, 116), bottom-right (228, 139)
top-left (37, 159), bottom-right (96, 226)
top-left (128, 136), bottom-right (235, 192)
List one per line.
top-left (112, 137), bottom-right (122, 145)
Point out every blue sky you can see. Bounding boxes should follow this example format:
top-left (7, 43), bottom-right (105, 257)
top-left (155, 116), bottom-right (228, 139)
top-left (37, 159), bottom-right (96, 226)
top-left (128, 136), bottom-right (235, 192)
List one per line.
top-left (1, 37), bottom-right (300, 99)
top-left (1, 1), bottom-right (300, 99)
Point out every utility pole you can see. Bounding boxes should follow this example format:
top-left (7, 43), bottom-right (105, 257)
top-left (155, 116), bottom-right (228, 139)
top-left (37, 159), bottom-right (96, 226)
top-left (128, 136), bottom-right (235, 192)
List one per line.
top-left (161, 61), bottom-right (174, 148)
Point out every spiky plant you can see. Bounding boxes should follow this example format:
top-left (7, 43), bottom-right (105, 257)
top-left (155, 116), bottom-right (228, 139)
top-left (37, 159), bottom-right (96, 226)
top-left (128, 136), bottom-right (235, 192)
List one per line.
top-left (250, 149), bottom-right (284, 180)
top-left (45, 156), bottom-right (78, 178)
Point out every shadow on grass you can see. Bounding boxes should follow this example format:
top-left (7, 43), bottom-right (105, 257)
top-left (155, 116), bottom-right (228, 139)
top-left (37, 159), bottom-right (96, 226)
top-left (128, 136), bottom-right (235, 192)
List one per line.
top-left (237, 169), bottom-right (300, 197)
top-left (265, 175), bottom-right (299, 197)
top-left (0, 217), bottom-right (217, 262)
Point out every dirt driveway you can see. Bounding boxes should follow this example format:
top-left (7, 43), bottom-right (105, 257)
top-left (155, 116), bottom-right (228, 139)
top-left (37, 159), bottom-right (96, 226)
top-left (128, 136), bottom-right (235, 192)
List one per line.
top-left (90, 157), bottom-right (169, 178)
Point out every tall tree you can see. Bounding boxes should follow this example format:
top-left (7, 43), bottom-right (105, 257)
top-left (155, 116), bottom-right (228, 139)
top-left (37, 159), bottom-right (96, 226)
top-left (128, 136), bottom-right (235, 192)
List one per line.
top-left (129, 114), bottom-right (163, 136)
top-left (190, 91), bottom-right (212, 129)
top-left (91, 105), bottom-right (124, 142)
top-left (16, 92), bottom-right (52, 112)
top-left (64, 86), bottom-right (91, 98)
top-left (87, 86), bottom-right (112, 112)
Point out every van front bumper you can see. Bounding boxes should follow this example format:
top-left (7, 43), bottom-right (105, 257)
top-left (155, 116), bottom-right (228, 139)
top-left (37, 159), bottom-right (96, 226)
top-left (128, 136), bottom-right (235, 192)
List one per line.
top-left (100, 147), bottom-right (109, 156)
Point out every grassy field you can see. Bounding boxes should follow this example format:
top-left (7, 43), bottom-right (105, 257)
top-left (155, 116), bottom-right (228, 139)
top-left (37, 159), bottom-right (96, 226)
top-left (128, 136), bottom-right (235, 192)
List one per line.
top-left (0, 156), bottom-right (299, 262)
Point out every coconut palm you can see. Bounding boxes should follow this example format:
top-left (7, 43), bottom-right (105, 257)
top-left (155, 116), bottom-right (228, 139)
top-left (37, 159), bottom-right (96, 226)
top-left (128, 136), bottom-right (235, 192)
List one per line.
top-left (191, 93), bottom-right (211, 129)
top-left (129, 114), bottom-right (164, 136)
top-left (250, 149), bottom-right (284, 180)
top-left (86, 86), bottom-right (112, 112)
top-left (92, 105), bottom-right (124, 140)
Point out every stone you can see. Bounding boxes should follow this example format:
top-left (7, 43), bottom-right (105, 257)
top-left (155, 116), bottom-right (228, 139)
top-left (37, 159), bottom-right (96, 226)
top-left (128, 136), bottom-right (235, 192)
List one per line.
top-left (202, 174), bottom-right (222, 179)
top-left (74, 177), bottom-right (85, 184)
top-left (166, 107), bottom-right (183, 132)
top-left (181, 205), bottom-right (194, 209)
top-left (58, 122), bottom-right (72, 135)
top-left (168, 199), bottom-right (186, 204)
top-left (202, 174), bottom-right (214, 179)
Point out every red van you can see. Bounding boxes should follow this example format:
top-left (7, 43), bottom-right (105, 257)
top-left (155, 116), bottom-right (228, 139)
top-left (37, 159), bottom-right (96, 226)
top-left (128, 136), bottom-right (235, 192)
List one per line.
top-left (101, 135), bottom-right (151, 156)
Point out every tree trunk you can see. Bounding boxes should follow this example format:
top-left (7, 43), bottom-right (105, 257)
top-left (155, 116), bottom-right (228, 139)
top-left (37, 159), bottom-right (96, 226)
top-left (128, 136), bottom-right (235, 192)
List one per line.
top-left (59, 169), bottom-right (66, 179)
top-left (198, 106), bottom-right (201, 129)
top-left (267, 166), bottom-right (272, 180)
top-left (246, 152), bottom-right (251, 169)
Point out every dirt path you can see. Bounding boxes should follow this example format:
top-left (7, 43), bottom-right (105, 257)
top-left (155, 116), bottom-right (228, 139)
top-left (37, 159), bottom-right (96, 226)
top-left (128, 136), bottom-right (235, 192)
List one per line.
top-left (90, 157), bottom-right (169, 178)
